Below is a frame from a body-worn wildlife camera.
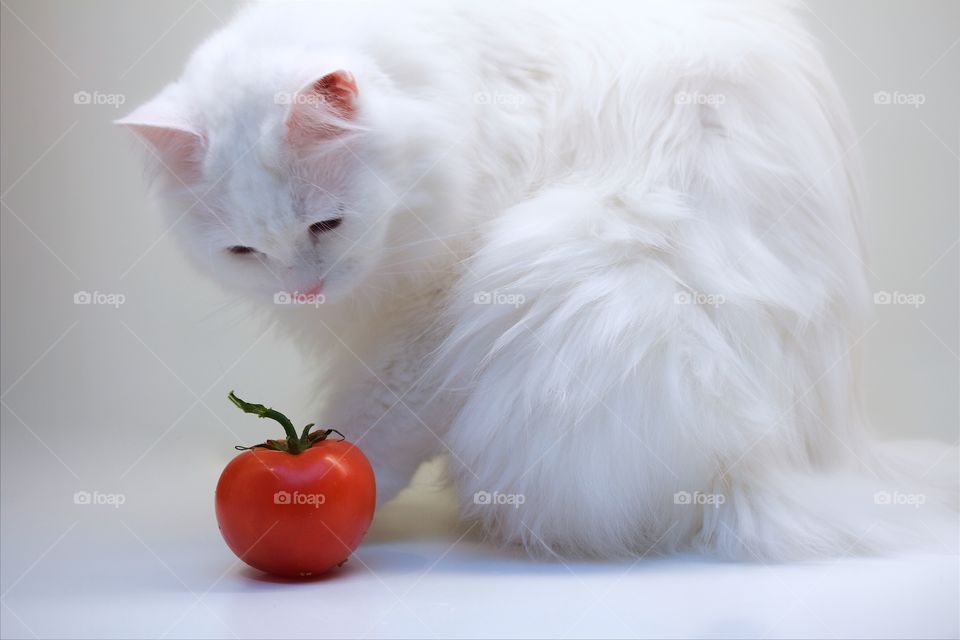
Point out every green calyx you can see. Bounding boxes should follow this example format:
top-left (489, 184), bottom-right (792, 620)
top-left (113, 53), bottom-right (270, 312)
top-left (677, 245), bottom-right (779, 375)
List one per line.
top-left (228, 391), bottom-right (343, 454)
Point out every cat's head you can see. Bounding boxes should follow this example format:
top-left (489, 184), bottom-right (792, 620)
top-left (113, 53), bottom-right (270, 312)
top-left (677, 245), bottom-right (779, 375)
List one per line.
top-left (118, 53), bottom-right (451, 306)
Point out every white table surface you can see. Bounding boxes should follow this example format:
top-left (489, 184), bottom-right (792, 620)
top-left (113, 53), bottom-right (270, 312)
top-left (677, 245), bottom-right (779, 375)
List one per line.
top-left (1, 461), bottom-right (957, 640)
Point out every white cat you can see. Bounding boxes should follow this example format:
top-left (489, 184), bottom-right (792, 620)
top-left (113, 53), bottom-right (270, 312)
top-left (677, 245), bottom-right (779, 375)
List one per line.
top-left (119, 0), bottom-right (956, 559)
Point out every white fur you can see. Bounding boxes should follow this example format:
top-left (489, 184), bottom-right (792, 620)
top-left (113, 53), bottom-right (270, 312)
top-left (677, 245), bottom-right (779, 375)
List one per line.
top-left (121, 0), bottom-right (957, 559)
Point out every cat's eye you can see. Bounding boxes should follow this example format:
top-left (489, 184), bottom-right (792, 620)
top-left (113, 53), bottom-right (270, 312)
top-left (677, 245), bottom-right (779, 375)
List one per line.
top-left (309, 217), bottom-right (343, 237)
top-left (227, 245), bottom-right (259, 256)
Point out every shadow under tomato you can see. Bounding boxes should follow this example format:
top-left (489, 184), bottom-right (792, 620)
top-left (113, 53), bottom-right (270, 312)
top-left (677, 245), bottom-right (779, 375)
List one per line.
top-left (229, 546), bottom-right (434, 586)
top-left (234, 563), bottom-right (356, 584)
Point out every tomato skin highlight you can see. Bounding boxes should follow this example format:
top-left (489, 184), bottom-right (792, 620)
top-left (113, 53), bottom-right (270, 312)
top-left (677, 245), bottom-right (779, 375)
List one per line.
top-left (215, 439), bottom-right (376, 577)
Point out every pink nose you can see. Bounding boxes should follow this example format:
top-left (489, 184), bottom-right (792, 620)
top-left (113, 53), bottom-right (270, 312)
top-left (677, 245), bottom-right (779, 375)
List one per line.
top-left (300, 282), bottom-right (323, 297)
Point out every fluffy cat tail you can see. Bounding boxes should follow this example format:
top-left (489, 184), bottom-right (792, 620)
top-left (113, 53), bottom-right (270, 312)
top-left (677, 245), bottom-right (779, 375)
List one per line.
top-left (696, 440), bottom-right (959, 560)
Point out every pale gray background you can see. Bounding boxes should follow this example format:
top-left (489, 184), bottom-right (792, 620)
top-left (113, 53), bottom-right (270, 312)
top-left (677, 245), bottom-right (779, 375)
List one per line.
top-left (1, 2), bottom-right (958, 639)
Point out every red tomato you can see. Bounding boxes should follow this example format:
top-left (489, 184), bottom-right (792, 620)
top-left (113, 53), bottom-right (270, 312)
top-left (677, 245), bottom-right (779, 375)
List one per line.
top-left (216, 392), bottom-right (376, 577)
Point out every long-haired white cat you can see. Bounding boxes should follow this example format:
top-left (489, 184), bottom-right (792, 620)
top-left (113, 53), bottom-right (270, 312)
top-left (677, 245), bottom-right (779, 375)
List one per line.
top-left (120, 0), bottom-right (956, 559)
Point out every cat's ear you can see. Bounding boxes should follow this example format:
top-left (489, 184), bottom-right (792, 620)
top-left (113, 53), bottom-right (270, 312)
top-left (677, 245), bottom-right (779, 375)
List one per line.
top-left (115, 86), bottom-right (204, 180)
top-left (285, 70), bottom-right (359, 143)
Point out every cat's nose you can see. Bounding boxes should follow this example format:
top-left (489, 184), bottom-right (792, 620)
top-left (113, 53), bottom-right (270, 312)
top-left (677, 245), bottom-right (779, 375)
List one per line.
top-left (299, 282), bottom-right (323, 297)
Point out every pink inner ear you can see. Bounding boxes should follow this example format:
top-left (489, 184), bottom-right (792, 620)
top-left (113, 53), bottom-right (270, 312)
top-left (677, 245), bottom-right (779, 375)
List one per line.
top-left (124, 124), bottom-right (203, 178)
top-left (286, 70), bottom-right (359, 143)
top-left (307, 70), bottom-right (358, 117)
top-left (116, 93), bottom-right (204, 180)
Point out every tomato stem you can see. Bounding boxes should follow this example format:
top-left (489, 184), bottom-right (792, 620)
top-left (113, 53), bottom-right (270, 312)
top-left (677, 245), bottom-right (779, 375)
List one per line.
top-left (228, 392), bottom-right (345, 454)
